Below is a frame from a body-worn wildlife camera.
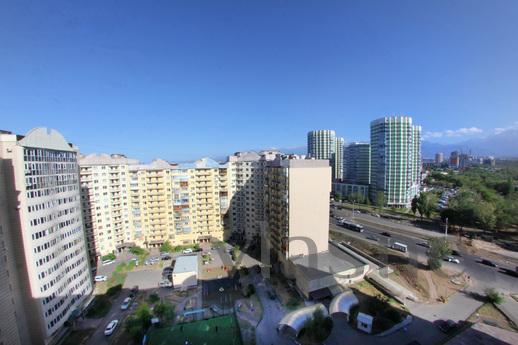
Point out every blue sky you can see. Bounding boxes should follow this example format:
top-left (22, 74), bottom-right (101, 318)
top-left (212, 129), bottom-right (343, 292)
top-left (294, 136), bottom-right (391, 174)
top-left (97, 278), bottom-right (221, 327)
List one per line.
top-left (1, 1), bottom-right (517, 161)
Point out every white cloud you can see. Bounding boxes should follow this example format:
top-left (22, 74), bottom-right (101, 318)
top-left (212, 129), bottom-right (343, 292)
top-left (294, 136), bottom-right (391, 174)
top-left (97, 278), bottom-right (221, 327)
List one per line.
top-left (493, 121), bottom-right (518, 135)
top-left (423, 127), bottom-right (483, 140)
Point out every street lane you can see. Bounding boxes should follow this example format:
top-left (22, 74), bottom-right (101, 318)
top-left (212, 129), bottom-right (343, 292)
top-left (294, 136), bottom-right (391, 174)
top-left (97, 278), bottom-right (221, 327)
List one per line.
top-left (330, 215), bottom-right (518, 293)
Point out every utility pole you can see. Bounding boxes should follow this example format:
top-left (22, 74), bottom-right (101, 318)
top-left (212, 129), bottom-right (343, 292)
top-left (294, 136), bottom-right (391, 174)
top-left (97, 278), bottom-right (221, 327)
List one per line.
top-left (445, 217), bottom-right (448, 236)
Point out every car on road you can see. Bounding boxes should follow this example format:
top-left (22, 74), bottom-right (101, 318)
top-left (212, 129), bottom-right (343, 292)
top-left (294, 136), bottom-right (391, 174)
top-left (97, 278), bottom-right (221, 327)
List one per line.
top-left (480, 259), bottom-right (498, 267)
top-left (101, 259), bottom-right (115, 266)
top-left (416, 242), bottom-right (430, 248)
top-left (444, 256), bottom-right (460, 264)
top-left (381, 232), bottom-right (391, 237)
top-left (182, 248), bottom-right (193, 254)
top-left (159, 280), bottom-right (173, 287)
top-left (120, 297), bottom-right (132, 310)
top-left (104, 320), bottom-right (119, 336)
top-left (94, 275), bottom-right (107, 282)
top-left (366, 235), bottom-right (379, 242)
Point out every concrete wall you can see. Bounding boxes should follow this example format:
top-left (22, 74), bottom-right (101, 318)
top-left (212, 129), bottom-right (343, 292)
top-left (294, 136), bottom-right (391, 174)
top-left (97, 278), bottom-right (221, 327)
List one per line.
top-left (287, 164), bottom-right (331, 257)
top-left (173, 271), bottom-right (197, 289)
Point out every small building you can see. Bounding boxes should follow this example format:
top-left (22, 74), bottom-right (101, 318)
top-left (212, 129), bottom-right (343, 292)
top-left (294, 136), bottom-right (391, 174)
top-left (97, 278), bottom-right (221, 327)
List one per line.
top-left (357, 312), bottom-right (373, 334)
top-left (329, 289), bottom-right (359, 322)
top-left (172, 255), bottom-right (198, 289)
top-left (285, 242), bottom-right (370, 299)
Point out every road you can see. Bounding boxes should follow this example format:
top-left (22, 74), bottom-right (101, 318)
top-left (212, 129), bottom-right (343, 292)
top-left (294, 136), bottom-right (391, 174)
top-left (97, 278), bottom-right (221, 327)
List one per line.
top-left (330, 207), bottom-right (518, 294)
top-left (86, 290), bottom-right (136, 345)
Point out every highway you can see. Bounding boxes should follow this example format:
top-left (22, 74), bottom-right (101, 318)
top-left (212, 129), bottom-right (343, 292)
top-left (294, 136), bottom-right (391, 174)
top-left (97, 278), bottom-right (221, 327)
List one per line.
top-left (330, 207), bottom-right (518, 294)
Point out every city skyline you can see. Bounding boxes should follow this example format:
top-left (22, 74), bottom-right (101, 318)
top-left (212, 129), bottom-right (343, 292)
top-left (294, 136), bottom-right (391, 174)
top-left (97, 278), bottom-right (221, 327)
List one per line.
top-left (2, 1), bottom-right (518, 161)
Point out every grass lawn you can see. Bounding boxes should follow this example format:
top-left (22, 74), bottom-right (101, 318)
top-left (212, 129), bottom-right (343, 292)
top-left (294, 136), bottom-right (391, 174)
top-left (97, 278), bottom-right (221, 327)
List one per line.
top-left (468, 303), bottom-right (518, 332)
top-left (148, 315), bottom-right (242, 345)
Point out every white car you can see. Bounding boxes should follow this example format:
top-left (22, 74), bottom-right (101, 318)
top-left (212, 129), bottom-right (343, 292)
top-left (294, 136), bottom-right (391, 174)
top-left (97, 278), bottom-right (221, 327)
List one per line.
top-left (120, 297), bottom-right (132, 310)
top-left (159, 280), bottom-right (173, 288)
top-left (444, 256), bottom-right (460, 264)
top-left (104, 320), bottom-right (119, 336)
top-left (94, 275), bottom-right (107, 282)
top-left (102, 259), bottom-right (115, 266)
top-left (182, 248), bottom-right (193, 254)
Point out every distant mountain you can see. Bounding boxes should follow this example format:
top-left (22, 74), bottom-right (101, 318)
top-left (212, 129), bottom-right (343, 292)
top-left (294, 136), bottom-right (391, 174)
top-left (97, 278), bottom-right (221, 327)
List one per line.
top-left (423, 129), bottom-right (518, 158)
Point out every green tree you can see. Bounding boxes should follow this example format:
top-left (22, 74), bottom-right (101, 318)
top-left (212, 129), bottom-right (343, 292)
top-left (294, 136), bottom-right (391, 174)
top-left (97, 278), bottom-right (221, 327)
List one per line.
top-left (411, 196), bottom-right (418, 216)
top-left (101, 253), bottom-right (116, 261)
top-left (375, 191), bottom-right (386, 208)
top-left (135, 303), bottom-right (152, 327)
top-left (302, 309), bottom-right (333, 342)
top-left (427, 237), bottom-right (451, 270)
top-left (334, 192), bottom-right (342, 202)
top-left (159, 241), bottom-right (174, 253)
top-left (485, 288), bottom-right (504, 305)
top-left (154, 301), bottom-right (175, 321)
top-left (417, 192), bottom-right (438, 219)
top-left (148, 293), bottom-right (160, 304)
top-left (125, 303), bottom-right (152, 342)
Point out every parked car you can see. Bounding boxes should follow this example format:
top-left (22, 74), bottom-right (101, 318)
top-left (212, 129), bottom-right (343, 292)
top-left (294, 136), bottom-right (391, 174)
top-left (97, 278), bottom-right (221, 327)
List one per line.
top-left (480, 259), bottom-right (498, 267)
top-left (101, 259), bottom-right (115, 266)
top-left (381, 232), bottom-right (392, 237)
top-left (94, 275), bottom-right (107, 282)
top-left (444, 256), bottom-right (460, 264)
top-left (182, 248), bottom-right (193, 254)
top-left (161, 255), bottom-right (172, 260)
top-left (159, 280), bottom-right (173, 288)
top-left (417, 242), bottom-right (431, 248)
top-left (104, 320), bottom-right (119, 336)
top-left (120, 297), bottom-right (132, 310)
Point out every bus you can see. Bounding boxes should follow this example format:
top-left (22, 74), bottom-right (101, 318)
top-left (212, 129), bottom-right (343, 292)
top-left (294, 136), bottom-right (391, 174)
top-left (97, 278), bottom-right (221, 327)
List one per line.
top-left (339, 219), bottom-right (364, 232)
top-left (391, 242), bottom-right (408, 253)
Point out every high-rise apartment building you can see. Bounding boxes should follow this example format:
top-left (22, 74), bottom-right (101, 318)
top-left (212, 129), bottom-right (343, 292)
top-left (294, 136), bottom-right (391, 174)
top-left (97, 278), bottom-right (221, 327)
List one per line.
top-left (344, 142), bottom-right (371, 185)
top-left (435, 152), bottom-right (444, 165)
top-left (0, 128), bottom-right (92, 345)
top-left (370, 116), bottom-right (422, 207)
top-left (225, 151), bottom-right (278, 245)
top-left (79, 154), bottom-right (138, 263)
top-left (79, 156), bottom-right (227, 259)
top-left (307, 130), bottom-right (344, 181)
top-left (265, 156), bottom-right (331, 262)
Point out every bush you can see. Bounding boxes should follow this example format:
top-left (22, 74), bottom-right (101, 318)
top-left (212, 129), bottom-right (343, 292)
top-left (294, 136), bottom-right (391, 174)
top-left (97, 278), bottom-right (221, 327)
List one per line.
top-left (148, 293), bottom-right (160, 304)
top-left (286, 296), bottom-right (301, 309)
top-left (301, 309), bottom-right (333, 342)
top-left (101, 253), bottom-right (116, 261)
top-left (382, 308), bottom-right (402, 323)
top-left (486, 288), bottom-right (504, 305)
top-left (154, 301), bottom-right (175, 321)
top-left (160, 241), bottom-right (173, 253)
top-left (129, 246), bottom-right (148, 256)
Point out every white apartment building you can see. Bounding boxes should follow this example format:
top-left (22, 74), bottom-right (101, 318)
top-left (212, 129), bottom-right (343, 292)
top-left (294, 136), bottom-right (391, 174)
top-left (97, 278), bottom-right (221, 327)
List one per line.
top-left (0, 128), bottom-right (92, 345)
top-left (79, 154), bottom-right (138, 262)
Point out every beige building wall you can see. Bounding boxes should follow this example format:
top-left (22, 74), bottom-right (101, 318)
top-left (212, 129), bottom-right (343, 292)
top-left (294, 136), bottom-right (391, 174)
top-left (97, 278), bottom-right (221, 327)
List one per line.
top-left (287, 160), bottom-right (331, 258)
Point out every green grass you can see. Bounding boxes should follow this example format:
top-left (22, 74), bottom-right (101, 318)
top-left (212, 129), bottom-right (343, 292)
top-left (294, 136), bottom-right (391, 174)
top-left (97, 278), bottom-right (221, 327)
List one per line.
top-left (106, 261), bottom-right (136, 289)
top-left (147, 315), bottom-right (242, 345)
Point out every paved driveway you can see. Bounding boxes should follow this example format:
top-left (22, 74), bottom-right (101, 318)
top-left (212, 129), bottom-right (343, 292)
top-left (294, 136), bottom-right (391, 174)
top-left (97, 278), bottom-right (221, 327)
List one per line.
top-left (124, 268), bottom-right (163, 290)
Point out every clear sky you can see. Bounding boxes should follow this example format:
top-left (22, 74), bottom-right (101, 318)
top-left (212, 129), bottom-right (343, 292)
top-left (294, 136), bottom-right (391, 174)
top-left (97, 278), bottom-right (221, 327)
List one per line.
top-left (1, 1), bottom-right (517, 161)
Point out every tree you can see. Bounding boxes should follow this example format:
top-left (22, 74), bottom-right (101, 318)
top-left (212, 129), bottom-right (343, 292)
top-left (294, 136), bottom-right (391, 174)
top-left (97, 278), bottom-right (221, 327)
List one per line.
top-left (148, 293), bottom-right (160, 304)
top-left (417, 192), bottom-right (438, 219)
top-left (411, 196), bottom-right (418, 216)
top-left (427, 237), bottom-right (451, 270)
top-left (302, 309), bottom-right (333, 342)
top-left (101, 253), bottom-right (116, 261)
top-left (375, 191), bottom-right (386, 208)
top-left (485, 288), bottom-right (504, 305)
top-left (160, 241), bottom-right (173, 253)
top-left (334, 192), bottom-right (342, 202)
top-left (125, 303), bottom-right (152, 342)
top-left (154, 301), bottom-right (175, 321)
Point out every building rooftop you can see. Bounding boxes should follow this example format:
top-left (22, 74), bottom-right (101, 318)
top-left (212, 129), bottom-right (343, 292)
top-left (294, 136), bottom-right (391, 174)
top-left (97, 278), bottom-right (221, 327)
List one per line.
top-left (173, 255), bottom-right (199, 274)
top-left (79, 153), bottom-right (139, 165)
top-left (289, 244), bottom-right (365, 280)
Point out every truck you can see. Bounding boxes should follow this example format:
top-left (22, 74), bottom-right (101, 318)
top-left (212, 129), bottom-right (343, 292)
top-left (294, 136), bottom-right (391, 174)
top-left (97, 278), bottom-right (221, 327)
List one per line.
top-left (390, 242), bottom-right (408, 253)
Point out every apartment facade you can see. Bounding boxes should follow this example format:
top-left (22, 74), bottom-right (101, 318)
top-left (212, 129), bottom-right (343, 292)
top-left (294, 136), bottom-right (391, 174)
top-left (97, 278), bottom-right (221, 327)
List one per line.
top-left (79, 154), bottom-right (138, 262)
top-left (344, 142), bottom-right (371, 185)
top-left (307, 130), bottom-right (343, 181)
top-left (0, 128), bottom-right (92, 345)
top-left (370, 116), bottom-right (422, 207)
top-left (265, 156), bottom-right (331, 262)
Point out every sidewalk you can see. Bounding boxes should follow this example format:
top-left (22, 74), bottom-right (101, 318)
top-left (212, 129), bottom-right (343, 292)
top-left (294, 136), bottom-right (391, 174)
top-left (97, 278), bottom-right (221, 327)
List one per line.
top-left (495, 294), bottom-right (518, 327)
